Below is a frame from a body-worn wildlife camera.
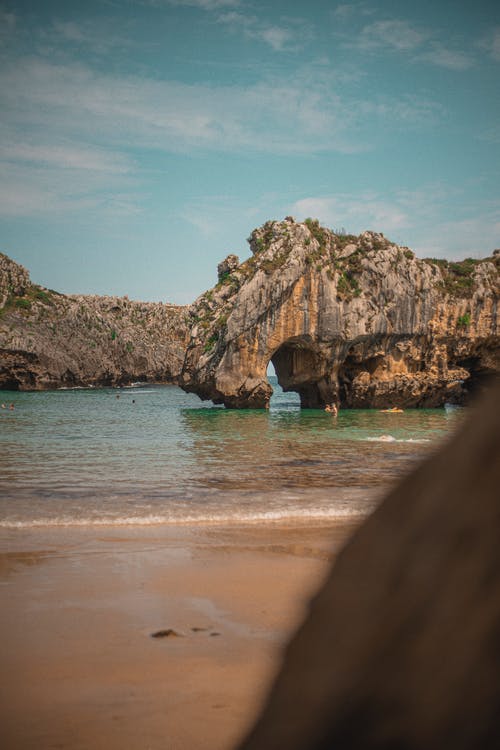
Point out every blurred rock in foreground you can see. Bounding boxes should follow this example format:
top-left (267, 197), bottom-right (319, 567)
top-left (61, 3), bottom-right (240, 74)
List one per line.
top-left (238, 382), bottom-right (500, 750)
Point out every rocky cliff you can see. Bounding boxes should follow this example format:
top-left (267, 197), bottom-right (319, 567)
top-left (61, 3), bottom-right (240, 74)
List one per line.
top-left (181, 218), bottom-right (499, 408)
top-left (0, 253), bottom-right (189, 390)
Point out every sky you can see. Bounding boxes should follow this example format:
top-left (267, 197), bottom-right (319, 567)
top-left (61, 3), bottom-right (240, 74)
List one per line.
top-left (0, 0), bottom-right (499, 304)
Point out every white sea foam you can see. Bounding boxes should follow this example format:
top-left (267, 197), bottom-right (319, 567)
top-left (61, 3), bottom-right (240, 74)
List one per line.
top-left (364, 435), bottom-right (430, 443)
top-left (0, 504), bottom-right (375, 529)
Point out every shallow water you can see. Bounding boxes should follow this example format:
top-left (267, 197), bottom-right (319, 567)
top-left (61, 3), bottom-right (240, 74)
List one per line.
top-left (0, 378), bottom-right (463, 528)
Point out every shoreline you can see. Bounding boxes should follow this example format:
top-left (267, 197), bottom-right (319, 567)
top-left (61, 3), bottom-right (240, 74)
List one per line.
top-left (0, 518), bottom-right (360, 750)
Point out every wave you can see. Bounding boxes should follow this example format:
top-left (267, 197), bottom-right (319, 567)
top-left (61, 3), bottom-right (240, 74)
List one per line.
top-left (0, 504), bottom-right (375, 529)
top-left (364, 435), bottom-right (431, 443)
top-left (57, 385), bottom-right (96, 390)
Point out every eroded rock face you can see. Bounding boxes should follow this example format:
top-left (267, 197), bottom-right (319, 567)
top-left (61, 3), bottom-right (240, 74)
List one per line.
top-left (0, 255), bottom-right (189, 390)
top-left (181, 218), bottom-right (499, 408)
top-left (0, 252), bottom-right (30, 308)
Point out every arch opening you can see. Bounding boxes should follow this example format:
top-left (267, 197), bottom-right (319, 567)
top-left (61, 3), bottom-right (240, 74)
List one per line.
top-left (269, 337), bottom-right (334, 409)
top-left (453, 355), bottom-right (499, 401)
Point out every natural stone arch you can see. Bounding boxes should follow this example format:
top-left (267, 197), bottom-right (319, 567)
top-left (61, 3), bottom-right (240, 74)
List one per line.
top-left (180, 219), bottom-right (499, 409)
top-left (269, 336), bottom-right (337, 409)
top-left (449, 338), bottom-right (500, 399)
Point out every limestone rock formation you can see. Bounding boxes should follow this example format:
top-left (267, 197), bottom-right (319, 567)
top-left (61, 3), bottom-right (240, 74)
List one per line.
top-left (0, 253), bottom-right (189, 390)
top-left (0, 252), bottom-right (30, 308)
top-left (237, 382), bottom-right (500, 750)
top-left (181, 218), bottom-right (499, 408)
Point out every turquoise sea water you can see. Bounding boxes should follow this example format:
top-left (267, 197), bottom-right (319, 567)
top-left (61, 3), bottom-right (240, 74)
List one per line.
top-left (0, 378), bottom-right (461, 528)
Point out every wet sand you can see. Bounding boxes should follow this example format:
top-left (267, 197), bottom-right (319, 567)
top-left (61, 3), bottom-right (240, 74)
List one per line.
top-left (0, 521), bottom-right (358, 750)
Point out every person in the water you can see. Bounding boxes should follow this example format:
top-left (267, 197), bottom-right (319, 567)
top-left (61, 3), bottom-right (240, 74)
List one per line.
top-left (325, 401), bottom-right (338, 417)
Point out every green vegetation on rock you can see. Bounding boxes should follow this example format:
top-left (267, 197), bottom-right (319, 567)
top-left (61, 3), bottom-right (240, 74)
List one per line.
top-left (457, 312), bottom-right (471, 328)
top-left (423, 257), bottom-right (482, 298)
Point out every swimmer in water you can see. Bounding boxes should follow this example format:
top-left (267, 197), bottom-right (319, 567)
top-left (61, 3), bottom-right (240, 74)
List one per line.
top-left (325, 401), bottom-right (338, 417)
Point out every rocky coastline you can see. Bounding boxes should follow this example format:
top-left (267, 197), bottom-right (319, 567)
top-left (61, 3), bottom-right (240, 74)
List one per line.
top-left (181, 218), bottom-right (499, 408)
top-left (0, 252), bottom-right (189, 390)
top-left (1, 219), bottom-right (499, 405)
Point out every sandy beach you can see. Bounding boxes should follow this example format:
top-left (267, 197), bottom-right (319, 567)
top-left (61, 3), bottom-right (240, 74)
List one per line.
top-left (0, 520), bottom-right (358, 750)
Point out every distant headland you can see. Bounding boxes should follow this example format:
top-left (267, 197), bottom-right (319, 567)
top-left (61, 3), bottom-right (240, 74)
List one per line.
top-left (0, 251), bottom-right (189, 390)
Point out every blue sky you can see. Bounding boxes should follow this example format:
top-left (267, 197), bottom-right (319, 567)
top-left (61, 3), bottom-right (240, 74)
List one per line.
top-left (0, 0), bottom-right (499, 303)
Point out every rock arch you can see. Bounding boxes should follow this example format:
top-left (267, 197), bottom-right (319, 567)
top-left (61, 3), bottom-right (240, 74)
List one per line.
top-left (269, 336), bottom-right (336, 409)
top-left (180, 220), bottom-right (499, 409)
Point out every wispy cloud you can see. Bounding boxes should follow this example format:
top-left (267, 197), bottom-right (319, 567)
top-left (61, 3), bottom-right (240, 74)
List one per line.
top-left (477, 125), bottom-right (500, 144)
top-left (0, 6), bottom-right (16, 45)
top-left (292, 193), bottom-right (410, 236)
top-left (344, 17), bottom-right (475, 70)
top-left (0, 158), bottom-right (141, 218)
top-left (0, 57), bottom-right (442, 161)
top-left (416, 44), bottom-right (473, 71)
top-left (46, 19), bottom-right (137, 55)
top-left (0, 140), bottom-right (133, 173)
top-left (354, 19), bottom-right (427, 52)
top-left (217, 11), bottom-right (302, 52)
top-left (0, 51), bottom-right (446, 219)
top-left (142, 0), bottom-right (240, 8)
top-left (478, 26), bottom-right (500, 61)
top-left (331, 3), bottom-right (374, 21)
top-left (290, 187), bottom-right (500, 259)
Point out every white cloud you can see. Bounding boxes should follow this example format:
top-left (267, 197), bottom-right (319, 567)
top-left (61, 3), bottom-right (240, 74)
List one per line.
top-left (355, 19), bottom-right (427, 52)
top-left (52, 20), bottom-right (94, 44)
top-left (0, 140), bottom-right (133, 173)
top-left (417, 216), bottom-right (500, 259)
top-left (290, 188), bottom-right (500, 259)
top-left (47, 19), bottom-right (137, 55)
top-left (258, 26), bottom-right (294, 52)
top-left (478, 27), bottom-right (500, 61)
top-left (477, 125), bottom-right (500, 144)
top-left (292, 194), bottom-right (410, 236)
top-left (0, 7), bottom-right (16, 45)
top-left (331, 3), bottom-right (374, 21)
top-left (144, 0), bottom-right (240, 8)
top-left (345, 18), bottom-right (475, 71)
top-left (0, 164), bottom-right (136, 218)
top-left (0, 57), bottom-right (442, 162)
top-left (417, 44), bottom-right (473, 70)
top-left (217, 11), bottom-right (299, 52)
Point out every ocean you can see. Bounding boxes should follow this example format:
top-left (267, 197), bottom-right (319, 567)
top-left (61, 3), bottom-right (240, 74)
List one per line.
top-left (0, 377), bottom-right (461, 530)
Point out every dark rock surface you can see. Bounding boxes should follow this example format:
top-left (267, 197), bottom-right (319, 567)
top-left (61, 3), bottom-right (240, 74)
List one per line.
top-left (237, 382), bottom-right (500, 750)
top-left (181, 218), bottom-right (499, 408)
